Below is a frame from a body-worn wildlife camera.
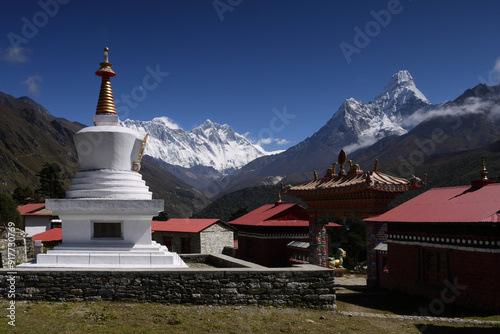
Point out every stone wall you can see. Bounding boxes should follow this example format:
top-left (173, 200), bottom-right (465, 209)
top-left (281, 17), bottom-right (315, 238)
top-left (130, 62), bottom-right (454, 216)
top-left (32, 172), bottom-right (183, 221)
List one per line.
top-left (0, 237), bottom-right (34, 268)
top-left (200, 223), bottom-right (234, 254)
top-left (0, 255), bottom-right (335, 309)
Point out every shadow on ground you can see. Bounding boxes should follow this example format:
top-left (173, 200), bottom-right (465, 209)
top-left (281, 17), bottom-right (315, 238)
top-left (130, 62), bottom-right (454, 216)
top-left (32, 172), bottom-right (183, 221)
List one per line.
top-left (416, 324), bottom-right (500, 333)
top-left (336, 287), bottom-right (498, 319)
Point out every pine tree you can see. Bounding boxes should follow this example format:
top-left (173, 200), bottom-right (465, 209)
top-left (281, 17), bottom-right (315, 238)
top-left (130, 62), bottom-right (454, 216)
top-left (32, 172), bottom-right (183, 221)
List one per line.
top-left (36, 163), bottom-right (66, 199)
top-left (0, 193), bottom-right (23, 228)
top-left (12, 186), bottom-right (40, 205)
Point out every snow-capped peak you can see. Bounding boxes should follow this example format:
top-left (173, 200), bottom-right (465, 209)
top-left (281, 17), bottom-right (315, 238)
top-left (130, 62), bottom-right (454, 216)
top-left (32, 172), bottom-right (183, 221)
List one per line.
top-left (120, 118), bottom-right (272, 174)
top-left (375, 70), bottom-right (430, 105)
top-left (323, 71), bottom-right (434, 153)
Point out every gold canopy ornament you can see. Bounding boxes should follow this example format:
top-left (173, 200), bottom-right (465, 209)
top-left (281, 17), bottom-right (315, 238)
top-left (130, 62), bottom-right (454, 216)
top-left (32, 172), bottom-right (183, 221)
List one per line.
top-left (95, 47), bottom-right (117, 115)
top-left (132, 134), bottom-right (149, 172)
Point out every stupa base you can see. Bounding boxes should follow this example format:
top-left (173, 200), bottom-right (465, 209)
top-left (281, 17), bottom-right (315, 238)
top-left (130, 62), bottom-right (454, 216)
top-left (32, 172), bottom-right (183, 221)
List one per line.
top-left (18, 242), bottom-right (188, 269)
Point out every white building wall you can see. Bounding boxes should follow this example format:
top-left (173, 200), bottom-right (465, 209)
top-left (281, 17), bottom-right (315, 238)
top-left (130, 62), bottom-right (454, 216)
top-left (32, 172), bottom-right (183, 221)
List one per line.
top-left (25, 216), bottom-right (52, 237)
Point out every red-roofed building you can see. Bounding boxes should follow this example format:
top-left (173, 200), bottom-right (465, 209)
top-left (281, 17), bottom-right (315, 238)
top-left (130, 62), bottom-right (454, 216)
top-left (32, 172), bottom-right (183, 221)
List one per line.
top-left (33, 228), bottom-right (62, 243)
top-left (17, 203), bottom-right (60, 237)
top-left (229, 201), bottom-right (310, 267)
top-left (365, 161), bottom-right (500, 311)
top-left (284, 150), bottom-right (425, 275)
top-left (151, 219), bottom-right (234, 254)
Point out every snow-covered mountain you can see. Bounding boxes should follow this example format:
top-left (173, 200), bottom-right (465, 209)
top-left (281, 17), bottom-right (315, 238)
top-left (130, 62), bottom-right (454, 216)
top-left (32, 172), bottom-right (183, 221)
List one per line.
top-left (209, 70), bottom-right (436, 195)
top-left (121, 117), bottom-right (271, 174)
top-left (338, 70), bottom-right (433, 151)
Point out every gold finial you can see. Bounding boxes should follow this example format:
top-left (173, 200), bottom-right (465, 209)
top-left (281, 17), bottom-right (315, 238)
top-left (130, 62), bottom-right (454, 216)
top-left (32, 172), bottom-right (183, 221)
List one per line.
top-left (481, 157), bottom-right (488, 180)
top-left (338, 150), bottom-right (347, 175)
top-left (95, 47), bottom-right (117, 115)
top-left (373, 159), bottom-right (378, 172)
top-left (314, 170), bottom-right (318, 180)
top-left (278, 192), bottom-right (282, 202)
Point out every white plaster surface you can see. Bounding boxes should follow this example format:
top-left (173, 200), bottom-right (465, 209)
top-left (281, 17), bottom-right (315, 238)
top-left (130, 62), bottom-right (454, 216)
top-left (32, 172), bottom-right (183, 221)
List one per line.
top-left (74, 126), bottom-right (145, 171)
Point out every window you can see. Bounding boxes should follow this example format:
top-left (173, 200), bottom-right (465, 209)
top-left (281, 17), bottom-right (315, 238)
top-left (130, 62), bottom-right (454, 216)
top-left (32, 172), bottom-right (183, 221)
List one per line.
top-left (422, 249), bottom-right (447, 283)
top-left (93, 222), bottom-right (122, 239)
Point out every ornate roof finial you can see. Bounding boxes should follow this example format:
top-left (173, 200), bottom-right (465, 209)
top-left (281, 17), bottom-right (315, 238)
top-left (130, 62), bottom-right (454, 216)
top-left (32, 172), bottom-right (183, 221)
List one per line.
top-left (95, 47), bottom-right (117, 115)
top-left (314, 170), bottom-right (318, 180)
top-left (481, 157), bottom-right (488, 180)
top-left (373, 159), bottom-right (379, 172)
top-left (338, 150), bottom-right (347, 176)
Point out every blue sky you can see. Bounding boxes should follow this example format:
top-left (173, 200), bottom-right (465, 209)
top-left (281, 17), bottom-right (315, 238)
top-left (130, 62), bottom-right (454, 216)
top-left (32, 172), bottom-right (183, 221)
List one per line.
top-left (1, 1), bottom-right (500, 152)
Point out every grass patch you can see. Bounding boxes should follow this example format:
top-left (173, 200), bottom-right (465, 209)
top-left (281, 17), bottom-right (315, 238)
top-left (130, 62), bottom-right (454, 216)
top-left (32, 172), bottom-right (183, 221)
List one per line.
top-left (1, 299), bottom-right (499, 333)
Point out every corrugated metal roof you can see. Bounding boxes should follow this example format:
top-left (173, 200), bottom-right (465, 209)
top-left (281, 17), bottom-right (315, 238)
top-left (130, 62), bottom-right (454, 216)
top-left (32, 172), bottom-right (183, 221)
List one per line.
top-left (366, 183), bottom-right (500, 223)
top-left (228, 202), bottom-right (309, 227)
top-left (17, 203), bottom-right (51, 216)
top-left (287, 241), bottom-right (310, 249)
top-left (151, 219), bottom-right (228, 233)
top-left (33, 228), bottom-right (62, 242)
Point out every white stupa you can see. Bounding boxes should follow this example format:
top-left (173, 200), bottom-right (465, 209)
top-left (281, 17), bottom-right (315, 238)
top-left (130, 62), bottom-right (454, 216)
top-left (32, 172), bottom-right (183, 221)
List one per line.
top-left (20, 48), bottom-right (187, 268)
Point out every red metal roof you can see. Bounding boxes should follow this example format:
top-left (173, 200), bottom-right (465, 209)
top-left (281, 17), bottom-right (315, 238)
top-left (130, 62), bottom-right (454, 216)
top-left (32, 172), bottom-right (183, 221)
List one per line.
top-left (366, 183), bottom-right (500, 223)
top-left (17, 203), bottom-right (50, 216)
top-left (229, 202), bottom-right (309, 227)
top-left (151, 219), bottom-right (227, 233)
top-left (33, 228), bottom-right (62, 242)
top-left (325, 222), bottom-right (342, 227)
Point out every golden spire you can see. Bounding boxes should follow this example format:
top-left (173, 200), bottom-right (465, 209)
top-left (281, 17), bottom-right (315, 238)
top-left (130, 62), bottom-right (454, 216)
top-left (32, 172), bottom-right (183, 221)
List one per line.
top-left (481, 157), bottom-right (488, 180)
top-left (95, 47), bottom-right (117, 115)
top-left (373, 159), bottom-right (379, 172)
top-left (338, 150), bottom-right (347, 176)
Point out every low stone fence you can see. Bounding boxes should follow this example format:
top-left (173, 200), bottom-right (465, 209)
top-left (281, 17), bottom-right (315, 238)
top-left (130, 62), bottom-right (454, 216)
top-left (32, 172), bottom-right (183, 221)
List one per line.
top-left (0, 254), bottom-right (336, 309)
top-left (0, 237), bottom-right (34, 268)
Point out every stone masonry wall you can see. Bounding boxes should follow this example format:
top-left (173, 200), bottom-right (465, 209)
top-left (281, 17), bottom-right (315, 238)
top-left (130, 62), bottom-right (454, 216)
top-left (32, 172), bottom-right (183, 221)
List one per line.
top-left (200, 224), bottom-right (234, 254)
top-left (0, 262), bottom-right (335, 309)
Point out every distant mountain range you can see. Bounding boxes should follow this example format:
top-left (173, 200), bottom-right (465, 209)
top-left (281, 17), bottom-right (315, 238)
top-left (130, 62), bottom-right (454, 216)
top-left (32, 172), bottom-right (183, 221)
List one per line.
top-left (0, 92), bottom-right (209, 218)
top-left (207, 72), bottom-right (500, 197)
top-left (120, 117), bottom-right (278, 190)
top-left (3, 70), bottom-right (500, 219)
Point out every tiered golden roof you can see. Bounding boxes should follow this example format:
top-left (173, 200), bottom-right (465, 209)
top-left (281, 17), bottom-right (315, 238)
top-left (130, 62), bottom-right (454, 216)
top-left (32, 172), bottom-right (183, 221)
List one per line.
top-left (95, 47), bottom-right (117, 115)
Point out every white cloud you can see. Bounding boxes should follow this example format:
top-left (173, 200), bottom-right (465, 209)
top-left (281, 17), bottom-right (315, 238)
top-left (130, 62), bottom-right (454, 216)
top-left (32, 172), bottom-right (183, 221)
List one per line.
top-left (153, 116), bottom-right (181, 130)
top-left (401, 97), bottom-right (500, 129)
top-left (343, 137), bottom-right (379, 154)
top-left (2, 46), bottom-right (31, 63)
top-left (21, 75), bottom-right (42, 97)
top-left (256, 137), bottom-right (290, 147)
top-left (489, 57), bottom-right (500, 83)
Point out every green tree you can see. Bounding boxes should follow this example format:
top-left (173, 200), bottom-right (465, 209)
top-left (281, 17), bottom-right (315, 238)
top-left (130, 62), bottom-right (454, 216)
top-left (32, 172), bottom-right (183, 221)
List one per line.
top-left (36, 163), bottom-right (66, 199)
top-left (0, 193), bottom-right (23, 229)
top-left (229, 207), bottom-right (248, 221)
top-left (153, 211), bottom-right (169, 221)
top-left (12, 185), bottom-right (41, 205)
